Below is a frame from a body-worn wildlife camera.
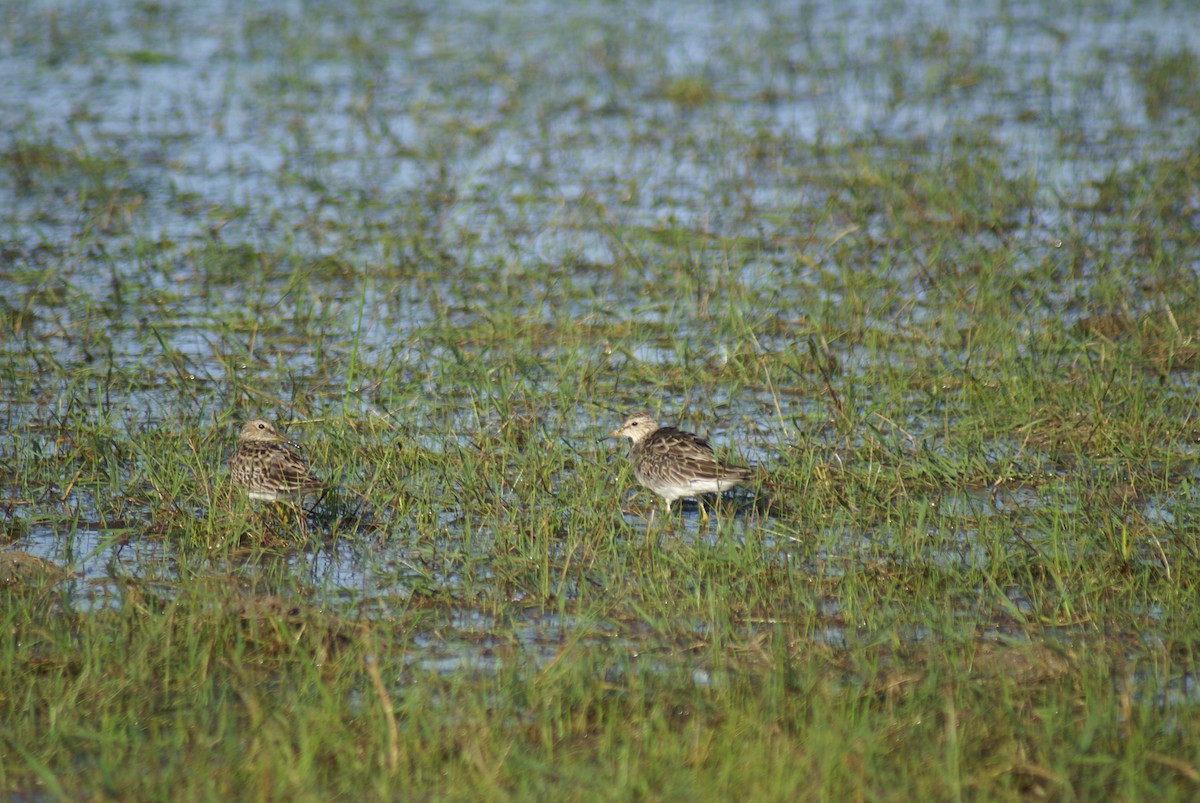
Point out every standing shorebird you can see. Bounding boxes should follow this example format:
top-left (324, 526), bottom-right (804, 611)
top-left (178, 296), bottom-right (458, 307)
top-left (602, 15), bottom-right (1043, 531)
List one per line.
top-left (603, 412), bottom-right (752, 517)
top-left (229, 419), bottom-right (324, 502)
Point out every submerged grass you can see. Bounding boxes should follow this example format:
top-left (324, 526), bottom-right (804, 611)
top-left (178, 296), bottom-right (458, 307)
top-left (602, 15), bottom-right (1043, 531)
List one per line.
top-left (3, 0), bottom-right (1200, 799)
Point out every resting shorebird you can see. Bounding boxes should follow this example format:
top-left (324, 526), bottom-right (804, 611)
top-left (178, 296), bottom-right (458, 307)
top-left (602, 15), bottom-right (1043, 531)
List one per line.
top-left (229, 419), bottom-right (324, 502)
top-left (603, 412), bottom-right (751, 516)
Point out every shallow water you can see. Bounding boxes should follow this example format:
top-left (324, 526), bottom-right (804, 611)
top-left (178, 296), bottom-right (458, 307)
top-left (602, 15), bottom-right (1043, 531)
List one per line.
top-left (3, 0), bottom-right (1199, 685)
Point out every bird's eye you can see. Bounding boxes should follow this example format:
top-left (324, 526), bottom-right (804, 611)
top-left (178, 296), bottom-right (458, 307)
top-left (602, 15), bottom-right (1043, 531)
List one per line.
top-left (257, 423), bottom-right (266, 430)
top-left (630, 421), bottom-right (638, 427)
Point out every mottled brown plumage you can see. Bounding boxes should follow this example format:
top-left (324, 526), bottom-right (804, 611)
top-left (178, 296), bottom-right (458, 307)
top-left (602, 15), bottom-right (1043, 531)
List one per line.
top-left (604, 412), bottom-right (752, 513)
top-left (229, 419), bottom-right (324, 502)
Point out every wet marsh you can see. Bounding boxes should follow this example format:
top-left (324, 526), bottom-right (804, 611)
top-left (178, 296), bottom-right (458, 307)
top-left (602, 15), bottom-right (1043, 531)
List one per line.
top-left (4, 0), bottom-right (1200, 798)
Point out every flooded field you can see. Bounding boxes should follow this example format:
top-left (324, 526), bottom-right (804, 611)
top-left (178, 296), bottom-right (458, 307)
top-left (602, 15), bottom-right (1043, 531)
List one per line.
top-left (4, 0), bottom-right (1200, 798)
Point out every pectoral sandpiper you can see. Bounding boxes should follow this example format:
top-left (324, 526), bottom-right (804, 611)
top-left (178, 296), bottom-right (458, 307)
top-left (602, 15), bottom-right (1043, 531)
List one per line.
top-left (229, 418), bottom-right (324, 502)
top-left (603, 412), bottom-right (752, 515)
